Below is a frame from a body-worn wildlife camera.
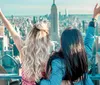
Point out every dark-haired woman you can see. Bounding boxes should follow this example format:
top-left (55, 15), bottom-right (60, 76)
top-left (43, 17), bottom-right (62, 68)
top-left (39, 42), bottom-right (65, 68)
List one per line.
top-left (39, 4), bottom-right (100, 85)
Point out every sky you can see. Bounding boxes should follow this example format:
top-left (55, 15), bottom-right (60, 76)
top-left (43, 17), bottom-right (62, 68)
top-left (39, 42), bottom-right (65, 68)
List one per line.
top-left (0, 0), bottom-right (100, 16)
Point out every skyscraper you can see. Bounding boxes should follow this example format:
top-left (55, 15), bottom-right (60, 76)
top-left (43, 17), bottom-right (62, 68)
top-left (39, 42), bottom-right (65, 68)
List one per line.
top-left (65, 9), bottom-right (69, 17)
top-left (50, 0), bottom-right (59, 41)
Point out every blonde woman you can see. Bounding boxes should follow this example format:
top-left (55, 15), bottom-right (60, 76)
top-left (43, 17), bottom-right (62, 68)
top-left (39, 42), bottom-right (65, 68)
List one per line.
top-left (0, 10), bottom-right (50, 85)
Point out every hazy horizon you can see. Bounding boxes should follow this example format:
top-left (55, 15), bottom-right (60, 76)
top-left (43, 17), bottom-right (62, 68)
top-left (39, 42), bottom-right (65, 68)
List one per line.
top-left (0, 0), bottom-right (100, 16)
top-left (5, 14), bottom-right (93, 17)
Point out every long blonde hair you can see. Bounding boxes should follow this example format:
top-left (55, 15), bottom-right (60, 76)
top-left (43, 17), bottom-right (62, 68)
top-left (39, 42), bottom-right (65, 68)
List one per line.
top-left (21, 21), bottom-right (50, 81)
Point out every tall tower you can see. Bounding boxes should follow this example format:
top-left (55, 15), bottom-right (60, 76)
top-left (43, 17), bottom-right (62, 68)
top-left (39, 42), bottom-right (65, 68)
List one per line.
top-left (50, 0), bottom-right (59, 41)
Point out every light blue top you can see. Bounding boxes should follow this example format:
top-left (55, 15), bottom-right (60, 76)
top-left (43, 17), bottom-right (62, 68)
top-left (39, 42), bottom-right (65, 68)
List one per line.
top-left (84, 26), bottom-right (95, 62)
top-left (40, 25), bottom-right (95, 85)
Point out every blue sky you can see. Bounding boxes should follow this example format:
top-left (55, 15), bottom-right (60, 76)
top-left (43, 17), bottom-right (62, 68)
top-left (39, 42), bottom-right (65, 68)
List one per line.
top-left (0, 0), bottom-right (100, 16)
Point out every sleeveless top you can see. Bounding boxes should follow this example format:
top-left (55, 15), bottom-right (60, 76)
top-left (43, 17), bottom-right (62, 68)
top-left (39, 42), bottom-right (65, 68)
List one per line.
top-left (22, 66), bottom-right (46, 85)
top-left (22, 69), bottom-right (36, 85)
top-left (20, 51), bottom-right (46, 85)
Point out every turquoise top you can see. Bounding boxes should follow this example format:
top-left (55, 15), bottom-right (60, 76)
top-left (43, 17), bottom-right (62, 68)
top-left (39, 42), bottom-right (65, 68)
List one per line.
top-left (40, 23), bottom-right (95, 85)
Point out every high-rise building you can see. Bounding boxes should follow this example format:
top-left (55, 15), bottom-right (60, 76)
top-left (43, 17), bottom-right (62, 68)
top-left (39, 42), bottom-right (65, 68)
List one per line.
top-left (65, 9), bottom-right (69, 17)
top-left (59, 12), bottom-right (62, 20)
top-left (50, 0), bottom-right (59, 42)
top-left (33, 16), bottom-right (37, 24)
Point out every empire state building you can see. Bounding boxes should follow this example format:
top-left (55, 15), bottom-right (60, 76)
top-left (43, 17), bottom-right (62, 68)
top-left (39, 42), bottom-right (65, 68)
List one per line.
top-left (50, 0), bottom-right (59, 42)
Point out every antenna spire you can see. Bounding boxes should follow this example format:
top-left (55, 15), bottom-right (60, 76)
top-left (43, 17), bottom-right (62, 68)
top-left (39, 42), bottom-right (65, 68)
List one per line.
top-left (53, 0), bottom-right (55, 4)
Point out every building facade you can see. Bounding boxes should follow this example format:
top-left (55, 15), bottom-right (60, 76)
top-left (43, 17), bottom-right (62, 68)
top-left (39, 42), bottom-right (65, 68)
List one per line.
top-left (50, 0), bottom-right (59, 42)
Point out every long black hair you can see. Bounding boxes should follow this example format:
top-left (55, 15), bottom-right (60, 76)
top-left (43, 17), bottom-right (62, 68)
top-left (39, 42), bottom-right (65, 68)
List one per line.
top-left (46, 28), bottom-right (88, 84)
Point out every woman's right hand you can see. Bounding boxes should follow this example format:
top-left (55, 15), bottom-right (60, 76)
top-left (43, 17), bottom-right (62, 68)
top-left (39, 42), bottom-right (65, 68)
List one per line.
top-left (93, 3), bottom-right (100, 20)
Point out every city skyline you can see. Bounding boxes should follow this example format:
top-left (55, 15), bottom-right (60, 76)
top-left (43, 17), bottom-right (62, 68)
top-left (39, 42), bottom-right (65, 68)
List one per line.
top-left (0, 0), bottom-right (100, 16)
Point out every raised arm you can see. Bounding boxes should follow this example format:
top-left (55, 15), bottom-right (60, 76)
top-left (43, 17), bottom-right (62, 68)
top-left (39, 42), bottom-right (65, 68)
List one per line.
top-left (84, 4), bottom-right (100, 62)
top-left (0, 10), bottom-right (22, 52)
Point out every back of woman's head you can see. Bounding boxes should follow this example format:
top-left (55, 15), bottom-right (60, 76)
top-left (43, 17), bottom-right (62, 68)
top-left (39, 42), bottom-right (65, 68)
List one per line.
top-left (61, 28), bottom-right (88, 81)
top-left (22, 21), bottom-right (50, 81)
